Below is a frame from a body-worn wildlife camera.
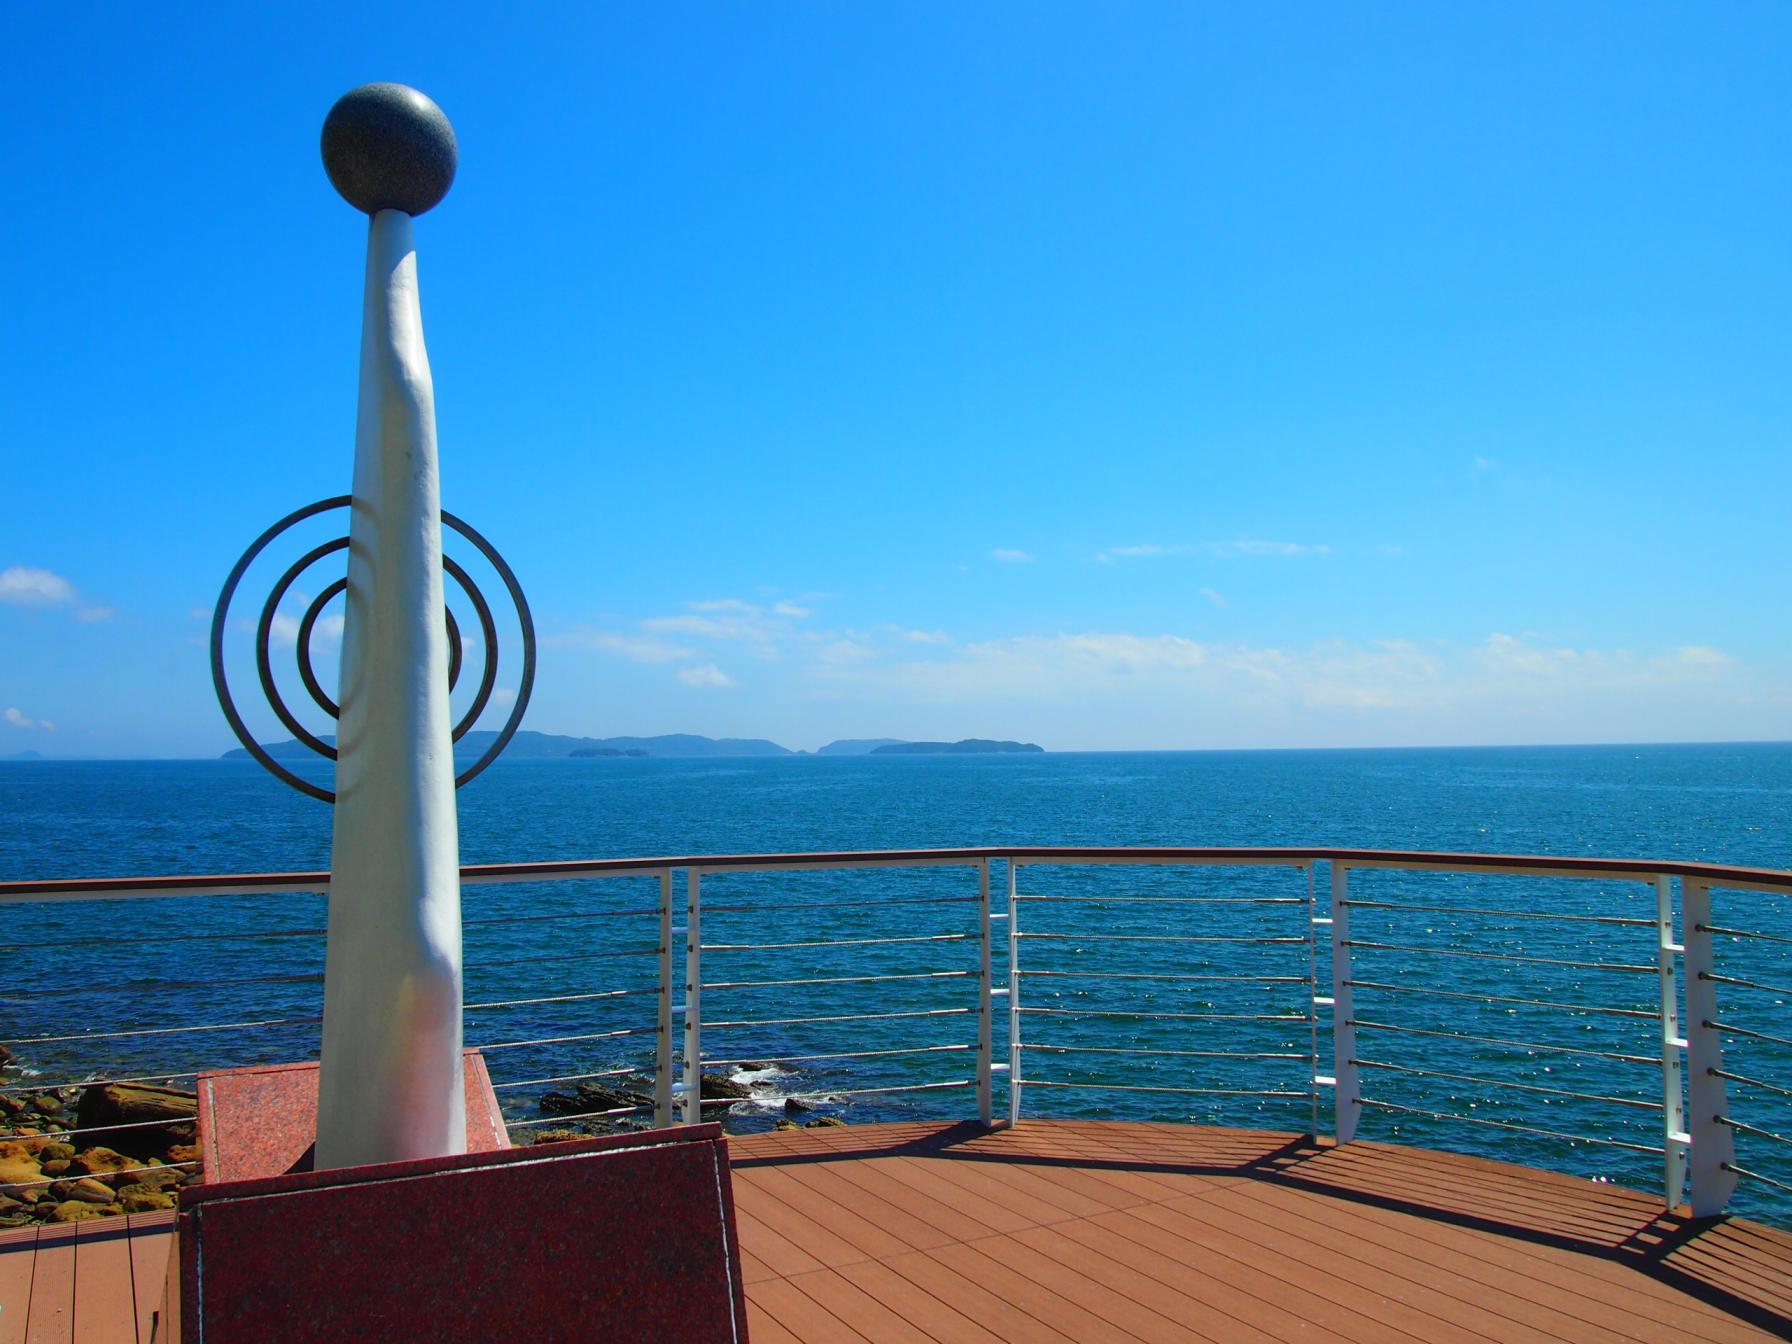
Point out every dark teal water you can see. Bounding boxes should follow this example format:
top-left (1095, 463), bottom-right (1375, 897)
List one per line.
top-left (1, 744), bottom-right (1788, 1223)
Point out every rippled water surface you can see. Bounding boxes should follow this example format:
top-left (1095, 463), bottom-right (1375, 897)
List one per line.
top-left (2, 744), bottom-right (1788, 1223)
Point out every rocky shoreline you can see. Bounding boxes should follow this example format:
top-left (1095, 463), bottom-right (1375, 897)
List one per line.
top-left (0, 1051), bottom-right (202, 1227)
top-left (526, 1066), bottom-right (851, 1144)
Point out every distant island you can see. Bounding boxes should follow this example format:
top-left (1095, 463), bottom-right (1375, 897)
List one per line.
top-left (872, 739), bottom-right (1043, 755)
top-left (222, 730), bottom-right (1044, 761)
top-left (224, 730), bottom-right (792, 760)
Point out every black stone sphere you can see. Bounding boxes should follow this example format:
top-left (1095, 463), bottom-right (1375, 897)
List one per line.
top-left (321, 84), bottom-right (457, 216)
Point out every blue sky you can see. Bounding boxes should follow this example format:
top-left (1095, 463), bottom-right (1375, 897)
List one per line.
top-left (4, 3), bottom-right (1790, 755)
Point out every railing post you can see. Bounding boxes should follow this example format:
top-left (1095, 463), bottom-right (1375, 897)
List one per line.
top-left (1007, 859), bottom-right (1023, 1126)
top-left (1305, 863), bottom-right (1320, 1139)
top-left (1655, 874), bottom-right (1688, 1208)
top-left (682, 868), bottom-right (703, 1126)
top-left (976, 858), bottom-right (993, 1127)
top-left (1331, 862), bottom-right (1359, 1143)
top-left (654, 867), bottom-right (675, 1128)
top-left (1683, 879), bottom-right (1738, 1216)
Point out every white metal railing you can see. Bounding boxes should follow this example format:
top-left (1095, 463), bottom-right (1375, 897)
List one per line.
top-left (1, 846), bottom-right (1789, 1221)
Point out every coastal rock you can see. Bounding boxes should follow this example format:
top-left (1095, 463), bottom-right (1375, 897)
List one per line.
top-left (699, 1074), bottom-right (752, 1101)
top-left (40, 1159), bottom-right (71, 1177)
top-left (120, 1189), bottom-right (176, 1213)
top-left (166, 1143), bottom-right (200, 1166)
top-left (72, 1146), bottom-right (141, 1178)
top-left (0, 1154), bottom-right (43, 1195)
top-left (32, 1093), bottom-right (62, 1116)
top-left (773, 1119), bottom-right (801, 1132)
top-left (54, 1178), bottom-right (115, 1204)
top-left (782, 1097), bottom-right (812, 1115)
top-left (539, 1083), bottom-right (652, 1117)
top-left (0, 1042), bottom-right (14, 1069)
top-left (528, 1129), bottom-right (586, 1146)
top-left (802, 1117), bottom-right (846, 1129)
top-left (76, 1084), bottom-right (197, 1159)
top-left (0, 1096), bottom-right (24, 1117)
top-left (124, 1167), bottom-right (184, 1192)
top-left (49, 1200), bottom-right (119, 1223)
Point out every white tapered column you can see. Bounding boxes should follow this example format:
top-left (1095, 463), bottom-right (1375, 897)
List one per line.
top-left (315, 84), bottom-right (465, 1170)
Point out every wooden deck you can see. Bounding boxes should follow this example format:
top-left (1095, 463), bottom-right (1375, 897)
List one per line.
top-left (4, 1120), bottom-right (1789, 1342)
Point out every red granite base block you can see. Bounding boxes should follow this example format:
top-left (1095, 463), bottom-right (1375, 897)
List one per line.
top-left (173, 1124), bottom-right (748, 1343)
top-left (194, 1050), bottom-right (507, 1182)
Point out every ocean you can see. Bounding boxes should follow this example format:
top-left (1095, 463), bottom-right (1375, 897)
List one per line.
top-left (2, 743), bottom-right (1789, 1224)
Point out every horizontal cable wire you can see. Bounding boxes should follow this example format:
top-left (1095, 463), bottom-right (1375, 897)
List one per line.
top-left (1018, 932), bottom-right (1303, 945)
top-left (1723, 1163), bottom-right (1792, 1195)
top-left (1019, 970), bottom-right (1308, 984)
top-left (1700, 972), bottom-right (1792, 999)
top-left (1344, 940), bottom-right (1656, 975)
top-left (702, 1045), bottom-right (973, 1067)
top-left (1717, 1117), bottom-right (1792, 1148)
top-left (0, 1114), bottom-right (198, 1144)
top-left (1351, 1019), bottom-right (1659, 1066)
top-left (1711, 1020), bottom-right (1792, 1050)
top-left (465, 988), bottom-right (651, 1012)
top-left (1019, 1007), bottom-right (1306, 1022)
top-left (703, 1007), bottom-right (973, 1030)
top-left (1354, 1059), bottom-right (1662, 1110)
top-left (2, 1160), bottom-right (198, 1191)
top-left (473, 1026), bottom-right (655, 1053)
top-left (0, 926), bottom-right (324, 953)
top-left (1698, 924), bottom-right (1792, 947)
top-left (489, 1067), bottom-right (643, 1092)
top-left (2, 970), bottom-right (324, 1000)
top-left (698, 896), bottom-right (978, 914)
top-left (1025, 1043), bottom-right (1306, 1061)
top-left (1359, 1099), bottom-right (1665, 1154)
top-left (1, 1070), bottom-right (199, 1096)
top-left (701, 971), bottom-right (973, 991)
top-left (1345, 979), bottom-right (1657, 1021)
top-left (702, 934), bottom-right (969, 952)
top-left (1015, 895), bottom-right (1302, 905)
top-left (1342, 899), bottom-right (1653, 928)
top-left (464, 906), bottom-right (660, 926)
top-left (12, 1015), bottom-right (321, 1046)
top-left (506, 1105), bottom-right (649, 1128)
top-left (1026, 1081), bottom-right (1310, 1099)
top-left (1710, 1069), bottom-right (1792, 1101)
top-left (795, 1080), bottom-right (975, 1098)
top-left (465, 948), bottom-right (658, 970)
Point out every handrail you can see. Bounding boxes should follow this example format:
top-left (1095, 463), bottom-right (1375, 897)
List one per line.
top-left (2, 844), bottom-right (1789, 1227)
top-left (4, 844), bottom-right (1790, 901)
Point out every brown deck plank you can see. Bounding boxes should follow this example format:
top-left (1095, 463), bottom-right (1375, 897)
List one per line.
top-left (71, 1219), bottom-right (136, 1344)
top-left (0, 1228), bottom-right (37, 1344)
top-left (122, 1211), bottom-right (172, 1344)
top-left (833, 1258), bottom-right (1011, 1344)
top-left (23, 1224), bottom-right (74, 1344)
top-left (734, 1166), bottom-right (918, 1261)
top-left (930, 1235), bottom-right (1222, 1344)
top-left (1240, 1174), bottom-right (1750, 1344)
top-left (785, 1265), bottom-right (953, 1344)
top-left (873, 1248), bottom-right (1084, 1344)
top-left (744, 1276), bottom-right (869, 1344)
top-left (1103, 1199), bottom-right (1503, 1344)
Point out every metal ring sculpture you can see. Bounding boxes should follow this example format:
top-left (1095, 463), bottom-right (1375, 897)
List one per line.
top-left (211, 496), bottom-right (535, 803)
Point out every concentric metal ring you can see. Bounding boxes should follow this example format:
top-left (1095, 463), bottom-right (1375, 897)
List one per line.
top-left (211, 496), bottom-right (536, 802)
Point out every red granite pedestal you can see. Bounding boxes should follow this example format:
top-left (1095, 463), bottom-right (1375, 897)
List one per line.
top-left (158, 1055), bottom-right (750, 1342)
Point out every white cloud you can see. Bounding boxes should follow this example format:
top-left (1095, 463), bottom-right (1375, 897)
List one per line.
top-left (1098, 541), bottom-right (1331, 562)
top-left (3, 707), bottom-right (52, 731)
top-left (545, 629), bottom-right (698, 663)
top-left (990, 549), bottom-right (1035, 564)
top-left (1207, 540), bottom-right (1331, 558)
top-left (1198, 588), bottom-right (1226, 607)
top-left (0, 565), bottom-right (116, 620)
top-left (773, 601), bottom-right (813, 619)
top-left (677, 663), bottom-right (736, 688)
top-left (0, 566), bottom-right (77, 606)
